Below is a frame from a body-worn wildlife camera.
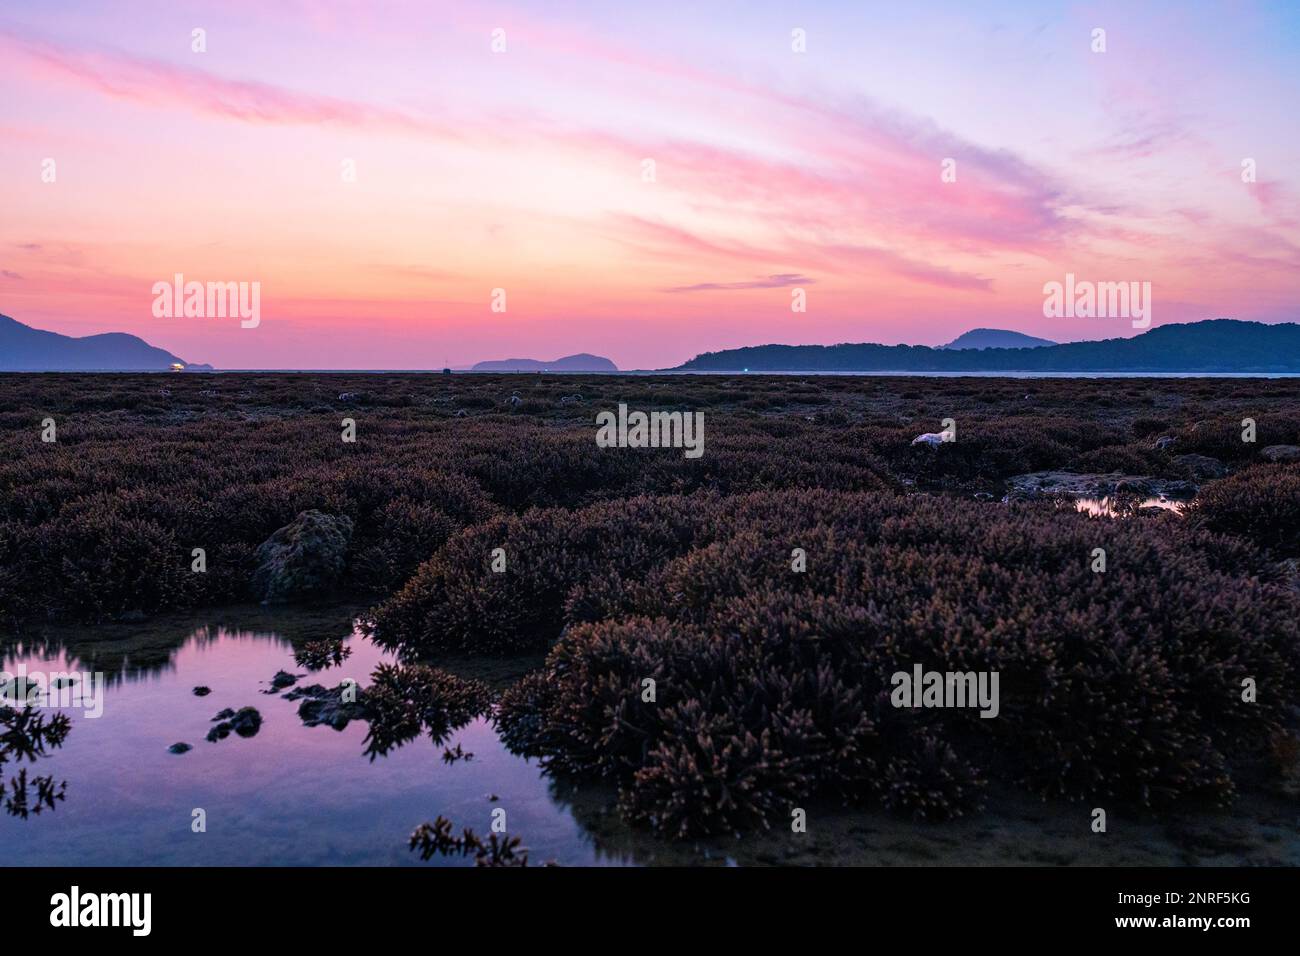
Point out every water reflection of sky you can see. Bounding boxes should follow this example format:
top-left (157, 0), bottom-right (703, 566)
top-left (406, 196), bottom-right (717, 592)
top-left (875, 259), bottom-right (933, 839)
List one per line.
top-left (1073, 496), bottom-right (1186, 518)
top-left (1, 621), bottom-right (627, 866)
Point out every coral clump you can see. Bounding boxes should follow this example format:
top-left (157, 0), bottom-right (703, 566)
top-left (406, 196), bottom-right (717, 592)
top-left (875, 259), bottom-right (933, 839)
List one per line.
top-left (1189, 463), bottom-right (1300, 557)
top-left (483, 489), bottom-right (1299, 836)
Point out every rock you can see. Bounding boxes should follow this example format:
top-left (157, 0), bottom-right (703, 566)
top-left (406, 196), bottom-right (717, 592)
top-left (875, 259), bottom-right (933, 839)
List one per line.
top-left (508, 395), bottom-right (523, 406)
top-left (559, 394), bottom-right (583, 405)
top-left (250, 510), bottom-right (353, 603)
top-left (910, 432), bottom-right (947, 446)
top-left (168, 742), bottom-right (192, 755)
top-left (1153, 435), bottom-right (1177, 450)
top-left (1112, 477), bottom-right (1155, 495)
top-left (1005, 471), bottom-right (1197, 503)
top-left (207, 706), bottom-right (262, 742)
top-left (192, 686), bottom-right (212, 696)
top-left (455, 409), bottom-right (468, 417)
top-left (265, 670), bottom-right (302, 692)
top-left (229, 707), bottom-right (262, 737)
top-left (283, 683), bottom-right (370, 731)
top-left (1173, 454), bottom-right (1228, 480)
top-left (1261, 445), bottom-right (1300, 462)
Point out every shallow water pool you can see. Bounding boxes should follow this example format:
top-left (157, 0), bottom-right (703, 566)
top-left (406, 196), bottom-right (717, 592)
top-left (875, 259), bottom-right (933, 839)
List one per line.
top-left (0, 615), bottom-right (625, 866)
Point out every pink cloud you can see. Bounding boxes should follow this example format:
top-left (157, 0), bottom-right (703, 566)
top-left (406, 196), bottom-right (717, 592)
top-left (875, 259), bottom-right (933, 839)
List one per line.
top-left (0, 27), bottom-right (473, 139)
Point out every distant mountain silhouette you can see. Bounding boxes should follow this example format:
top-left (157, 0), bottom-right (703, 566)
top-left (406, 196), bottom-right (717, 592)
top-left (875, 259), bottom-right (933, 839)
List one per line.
top-left (942, 328), bottom-right (1056, 350)
top-left (673, 320), bottom-right (1300, 373)
top-left (0, 314), bottom-right (211, 371)
top-left (471, 353), bottom-right (617, 372)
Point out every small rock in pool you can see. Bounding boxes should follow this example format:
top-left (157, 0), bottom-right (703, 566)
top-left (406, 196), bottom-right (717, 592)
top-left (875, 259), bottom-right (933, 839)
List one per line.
top-left (264, 670), bottom-right (303, 692)
top-left (229, 707), bottom-right (262, 737)
top-left (284, 682), bottom-right (371, 730)
top-left (193, 686), bottom-right (212, 696)
top-left (168, 742), bottom-right (193, 755)
top-left (207, 706), bottom-right (263, 742)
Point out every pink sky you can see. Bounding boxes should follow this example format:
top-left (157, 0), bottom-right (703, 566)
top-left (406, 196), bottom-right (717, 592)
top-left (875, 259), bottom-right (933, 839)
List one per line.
top-left (2, 0), bottom-right (1298, 369)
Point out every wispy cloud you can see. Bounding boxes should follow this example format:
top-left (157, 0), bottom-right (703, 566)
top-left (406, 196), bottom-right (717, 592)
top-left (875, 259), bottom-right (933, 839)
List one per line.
top-left (664, 274), bottom-right (813, 293)
top-left (0, 27), bottom-right (473, 138)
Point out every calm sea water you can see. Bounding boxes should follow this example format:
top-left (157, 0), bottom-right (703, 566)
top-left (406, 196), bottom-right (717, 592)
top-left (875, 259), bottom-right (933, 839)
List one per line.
top-left (0, 621), bottom-right (628, 866)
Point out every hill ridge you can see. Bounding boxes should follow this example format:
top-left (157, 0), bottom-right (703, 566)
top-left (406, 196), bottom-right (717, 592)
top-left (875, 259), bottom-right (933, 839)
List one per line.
top-left (0, 313), bottom-right (209, 371)
top-left (673, 319), bottom-right (1300, 373)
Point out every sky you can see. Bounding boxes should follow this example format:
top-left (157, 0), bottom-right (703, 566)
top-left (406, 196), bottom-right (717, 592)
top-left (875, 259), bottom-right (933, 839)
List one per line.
top-left (1, 0), bottom-right (1298, 370)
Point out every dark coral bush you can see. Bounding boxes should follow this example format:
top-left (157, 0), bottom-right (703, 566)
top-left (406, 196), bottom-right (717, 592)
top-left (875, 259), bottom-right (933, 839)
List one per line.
top-left (884, 416), bottom-right (1121, 488)
top-left (0, 376), bottom-right (904, 624)
top-left (494, 670), bottom-right (560, 757)
top-left (369, 495), bottom-right (714, 653)
top-left (1188, 463), bottom-right (1300, 556)
top-left (481, 490), bottom-right (1299, 836)
top-left (1173, 413), bottom-right (1300, 463)
top-left (362, 663), bottom-right (492, 757)
top-left (4, 373), bottom-right (1299, 625)
top-left (1066, 442), bottom-right (1189, 478)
